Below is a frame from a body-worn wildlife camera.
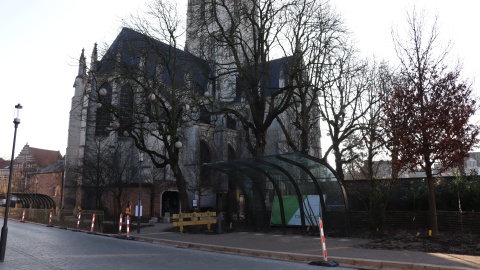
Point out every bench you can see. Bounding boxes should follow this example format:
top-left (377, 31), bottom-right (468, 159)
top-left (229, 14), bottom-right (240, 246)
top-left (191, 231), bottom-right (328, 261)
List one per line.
top-left (172, 212), bottom-right (217, 233)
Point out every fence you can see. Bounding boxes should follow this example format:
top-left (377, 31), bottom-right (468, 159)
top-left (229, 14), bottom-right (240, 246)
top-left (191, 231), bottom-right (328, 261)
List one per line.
top-left (349, 211), bottom-right (480, 234)
top-left (0, 207), bottom-right (104, 233)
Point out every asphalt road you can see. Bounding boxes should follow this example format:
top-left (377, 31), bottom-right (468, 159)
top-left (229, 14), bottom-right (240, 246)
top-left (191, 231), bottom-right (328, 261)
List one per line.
top-left (0, 220), bottom-right (354, 270)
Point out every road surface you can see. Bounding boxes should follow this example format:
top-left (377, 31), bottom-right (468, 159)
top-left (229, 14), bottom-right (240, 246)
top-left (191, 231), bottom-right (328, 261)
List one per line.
top-left (0, 220), bottom-right (354, 270)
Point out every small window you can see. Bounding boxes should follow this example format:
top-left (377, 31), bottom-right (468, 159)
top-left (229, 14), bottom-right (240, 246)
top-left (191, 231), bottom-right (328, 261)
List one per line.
top-left (279, 70), bottom-right (285, 88)
top-left (185, 72), bottom-right (193, 89)
top-left (210, 0), bottom-right (216, 18)
top-left (226, 115), bottom-right (236, 129)
top-left (467, 158), bottom-right (477, 168)
top-left (234, 0), bottom-right (240, 16)
top-left (200, 0), bottom-right (206, 20)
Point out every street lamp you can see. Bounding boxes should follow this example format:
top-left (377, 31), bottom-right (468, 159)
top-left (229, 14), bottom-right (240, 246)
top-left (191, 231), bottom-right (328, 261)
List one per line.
top-left (0, 104), bottom-right (22, 262)
top-left (137, 152), bottom-right (143, 234)
top-left (35, 178), bottom-right (38, 208)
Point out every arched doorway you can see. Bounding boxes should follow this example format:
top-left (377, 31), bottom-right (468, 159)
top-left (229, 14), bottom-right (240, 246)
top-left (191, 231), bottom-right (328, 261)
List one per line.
top-left (161, 191), bottom-right (179, 217)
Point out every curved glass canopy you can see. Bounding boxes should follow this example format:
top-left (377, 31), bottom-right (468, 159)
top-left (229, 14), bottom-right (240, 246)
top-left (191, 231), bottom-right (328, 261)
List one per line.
top-left (203, 152), bottom-right (349, 234)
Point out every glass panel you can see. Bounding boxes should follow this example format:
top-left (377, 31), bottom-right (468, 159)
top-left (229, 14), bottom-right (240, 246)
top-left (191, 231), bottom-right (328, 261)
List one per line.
top-left (203, 153), bottom-right (348, 231)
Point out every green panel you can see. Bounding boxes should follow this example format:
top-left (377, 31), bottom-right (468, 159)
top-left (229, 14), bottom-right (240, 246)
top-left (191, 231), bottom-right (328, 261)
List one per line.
top-left (270, 195), bottom-right (300, 225)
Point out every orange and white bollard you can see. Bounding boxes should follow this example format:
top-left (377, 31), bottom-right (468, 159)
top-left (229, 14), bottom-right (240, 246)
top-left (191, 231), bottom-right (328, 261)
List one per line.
top-left (48, 211), bottom-right (53, 226)
top-left (118, 213), bottom-right (123, 234)
top-left (319, 218), bottom-right (328, 261)
top-left (21, 209), bottom-right (25, 222)
top-left (76, 212), bottom-right (82, 229)
top-left (90, 214), bottom-right (96, 232)
top-left (126, 215), bottom-right (131, 238)
top-left (308, 217), bottom-right (338, 267)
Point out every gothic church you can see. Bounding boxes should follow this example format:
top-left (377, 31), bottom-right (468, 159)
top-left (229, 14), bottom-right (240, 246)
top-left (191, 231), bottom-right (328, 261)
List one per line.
top-left (65, 0), bottom-right (321, 218)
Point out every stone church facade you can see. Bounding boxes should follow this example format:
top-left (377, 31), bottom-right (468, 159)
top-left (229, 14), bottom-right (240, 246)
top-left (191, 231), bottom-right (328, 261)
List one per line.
top-left (65, 0), bottom-right (321, 218)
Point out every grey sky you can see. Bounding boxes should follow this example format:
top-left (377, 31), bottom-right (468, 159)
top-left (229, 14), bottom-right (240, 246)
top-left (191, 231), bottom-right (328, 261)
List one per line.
top-left (0, 0), bottom-right (477, 159)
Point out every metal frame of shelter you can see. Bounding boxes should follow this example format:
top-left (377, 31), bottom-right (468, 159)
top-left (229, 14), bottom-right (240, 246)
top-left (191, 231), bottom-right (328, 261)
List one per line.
top-left (7, 193), bottom-right (56, 209)
top-left (204, 152), bottom-right (350, 235)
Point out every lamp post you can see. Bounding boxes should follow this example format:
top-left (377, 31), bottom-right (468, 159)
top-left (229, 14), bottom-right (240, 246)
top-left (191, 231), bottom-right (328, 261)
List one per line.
top-left (35, 178), bottom-right (38, 208)
top-left (137, 152), bottom-right (143, 234)
top-left (0, 104), bottom-right (22, 262)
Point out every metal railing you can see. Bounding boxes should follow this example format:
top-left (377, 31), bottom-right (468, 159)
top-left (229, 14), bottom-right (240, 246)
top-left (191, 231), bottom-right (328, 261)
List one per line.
top-left (0, 207), bottom-right (104, 232)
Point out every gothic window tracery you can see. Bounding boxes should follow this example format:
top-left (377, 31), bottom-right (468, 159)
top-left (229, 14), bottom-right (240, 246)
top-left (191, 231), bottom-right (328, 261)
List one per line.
top-left (119, 84), bottom-right (134, 136)
top-left (96, 83), bottom-right (112, 136)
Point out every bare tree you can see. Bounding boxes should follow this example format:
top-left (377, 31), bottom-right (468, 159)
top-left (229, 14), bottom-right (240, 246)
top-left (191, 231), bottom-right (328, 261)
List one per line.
top-left (106, 140), bottom-right (139, 216)
top-left (81, 138), bottom-right (111, 211)
top-left (80, 137), bottom-right (137, 212)
top-left (92, 0), bottom-right (206, 212)
top-left (319, 45), bottom-right (372, 182)
top-left (194, 0), bottom-right (304, 157)
top-left (384, 9), bottom-right (480, 236)
top-left (345, 61), bottom-right (391, 181)
top-left (274, 0), bottom-right (346, 156)
top-left (344, 62), bottom-right (394, 231)
top-left (185, 165), bottom-right (213, 210)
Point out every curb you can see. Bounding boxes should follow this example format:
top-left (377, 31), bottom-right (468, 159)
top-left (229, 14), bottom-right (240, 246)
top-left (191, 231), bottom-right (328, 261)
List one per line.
top-left (130, 235), bottom-right (476, 270)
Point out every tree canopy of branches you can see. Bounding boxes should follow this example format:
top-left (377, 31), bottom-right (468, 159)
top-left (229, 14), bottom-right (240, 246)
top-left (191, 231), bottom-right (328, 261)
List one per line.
top-left (81, 137), bottom-right (137, 211)
top-left (274, 0), bottom-right (346, 156)
top-left (318, 45), bottom-right (373, 182)
top-left (345, 61), bottom-right (391, 182)
top-left (383, 10), bottom-right (479, 236)
top-left (196, 0), bottom-right (312, 157)
top-left (92, 0), bottom-right (207, 212)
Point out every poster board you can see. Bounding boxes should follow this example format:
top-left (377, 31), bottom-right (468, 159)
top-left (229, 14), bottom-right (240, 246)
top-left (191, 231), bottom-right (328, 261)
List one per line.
top-left (270, 195), bottom-right (322, 226)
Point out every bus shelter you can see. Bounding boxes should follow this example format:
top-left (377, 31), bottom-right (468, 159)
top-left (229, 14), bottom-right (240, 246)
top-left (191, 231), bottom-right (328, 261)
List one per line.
top-left (204, 152), bottom-right (349, 234)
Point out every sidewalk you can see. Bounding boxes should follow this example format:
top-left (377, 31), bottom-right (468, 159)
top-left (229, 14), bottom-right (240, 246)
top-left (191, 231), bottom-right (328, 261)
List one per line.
top-left (127, 222), bottom-right (480, 270)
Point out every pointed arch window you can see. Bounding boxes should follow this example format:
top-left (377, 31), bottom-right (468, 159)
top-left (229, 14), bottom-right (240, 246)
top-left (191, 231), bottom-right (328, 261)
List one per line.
top-left (234, 0), bottom-right (240, 17)
top-left (200, 141), bottom-right (212, 191)
top-left (119, 84), bottom-right (134, 136)
top-left (96, 83), bottom-right (112, 136)
top-left (226, 114), bottom-right (236, 129)
top-left (279, 70), bottom-right (285, 88)
top-left (200, 0), bottom-right (206, 20)
top-left (185, 72), bottom-right (193, 90)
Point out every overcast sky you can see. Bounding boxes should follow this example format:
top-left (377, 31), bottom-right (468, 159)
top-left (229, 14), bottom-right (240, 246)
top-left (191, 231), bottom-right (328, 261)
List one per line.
top-left (0, 0), bottom-right (478, 159)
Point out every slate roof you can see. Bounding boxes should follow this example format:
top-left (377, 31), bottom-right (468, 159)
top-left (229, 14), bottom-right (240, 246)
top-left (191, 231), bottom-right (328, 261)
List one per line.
top-left (97, 27), bottom-right (293, 101)
top-left (97, 27), bottom-right (210, 95)
top-left (37, 159), bottom-right (65, 174)
top-left (234, 56), bottom-right (293, 102)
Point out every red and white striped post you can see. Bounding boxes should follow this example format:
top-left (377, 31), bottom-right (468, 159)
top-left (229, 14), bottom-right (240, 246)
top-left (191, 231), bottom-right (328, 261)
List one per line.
top-left (308, 217), bottom-right (338, 267)
top-left (90, 214), bottom-right (96, 232)
top-left (48, 211), bottom-right (53, 226)
top-left (118, 213), bottom-right (123, 234)
top-left (21, 209), bottom-right (25, 222)
top-left (126, 215), bottom-right (131, 238)
top-left (76, 212), bottom-right (82, 229)
top-left (319, 218), bottom-right (328, 261)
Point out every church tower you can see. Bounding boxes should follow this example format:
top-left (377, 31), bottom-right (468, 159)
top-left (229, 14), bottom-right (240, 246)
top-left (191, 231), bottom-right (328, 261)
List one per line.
top-left (185, 0), bottom-right (249, 102)
top-left (64, 48), bottom-right (88, 208)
